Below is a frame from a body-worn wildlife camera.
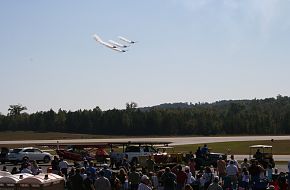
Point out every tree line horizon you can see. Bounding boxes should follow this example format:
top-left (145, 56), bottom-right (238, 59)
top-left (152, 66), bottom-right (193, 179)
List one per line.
top-left (1, 95), bottom-right (290, 135)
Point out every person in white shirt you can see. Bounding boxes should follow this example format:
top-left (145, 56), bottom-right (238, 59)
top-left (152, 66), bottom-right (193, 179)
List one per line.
top-left (138, 175), bottom-right (152, 190)
top-left (184, 166), bottom-right (194, 185)
top-left (229, 155), bottom-right (239, 167)
top-left (226, 160), bottom-right (238, 189)
top-left (59, 157), bottom-right (69, 178)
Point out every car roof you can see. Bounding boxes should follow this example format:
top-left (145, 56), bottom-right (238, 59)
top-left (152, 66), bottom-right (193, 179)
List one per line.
top-left (14, 147), bottom-right (39, 150)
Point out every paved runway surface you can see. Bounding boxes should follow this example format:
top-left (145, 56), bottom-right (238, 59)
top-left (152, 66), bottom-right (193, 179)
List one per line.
top-left (0, 135), bottom-right (289, 146)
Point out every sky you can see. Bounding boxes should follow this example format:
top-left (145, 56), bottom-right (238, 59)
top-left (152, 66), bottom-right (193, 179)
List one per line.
top-left (1, 0), bottom-right (290, 114)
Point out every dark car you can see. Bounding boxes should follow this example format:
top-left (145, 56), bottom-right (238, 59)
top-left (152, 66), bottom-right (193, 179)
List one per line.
top-left (0, 147), bottom-right (9, 164)
top-left (195, 152), bottom-right (227, 170)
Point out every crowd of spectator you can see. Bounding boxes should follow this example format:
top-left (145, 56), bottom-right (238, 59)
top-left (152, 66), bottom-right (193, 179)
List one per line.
top-left (1, 150), bottom-right (290, 190)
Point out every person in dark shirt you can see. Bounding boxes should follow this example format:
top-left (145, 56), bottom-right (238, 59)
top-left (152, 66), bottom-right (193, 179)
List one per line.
top-left (83, 172), bottom-right (95, 190)
top-left (51, 156), bottom-right (60, 174)
top-left (254, 149), bottom-right (262, 160)
top-left (128, 166), bottom-right (140, 190)
top-left (195, 147), bottom-right (202, 158)
top-left (161, 167), bottom-right (177, 190)
top-left (71, 168), bottom-right (84, 190)
top-left (201, 144), bottom-right (209, 156)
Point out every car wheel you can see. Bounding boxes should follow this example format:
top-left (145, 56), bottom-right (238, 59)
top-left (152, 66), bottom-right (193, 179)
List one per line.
top-left (43, 156), bottom-right (50, 163)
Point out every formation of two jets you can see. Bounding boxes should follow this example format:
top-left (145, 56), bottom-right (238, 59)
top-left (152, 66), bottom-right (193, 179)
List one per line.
top-left (93, 34), bottom-right (136, 53)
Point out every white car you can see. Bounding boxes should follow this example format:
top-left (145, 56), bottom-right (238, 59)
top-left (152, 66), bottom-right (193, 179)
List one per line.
top-left (8, 147), bottom-right (52, 164)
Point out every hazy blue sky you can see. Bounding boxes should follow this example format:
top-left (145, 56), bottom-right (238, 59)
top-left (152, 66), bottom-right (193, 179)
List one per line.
top-left (1, 0), bottom-right (290, 114)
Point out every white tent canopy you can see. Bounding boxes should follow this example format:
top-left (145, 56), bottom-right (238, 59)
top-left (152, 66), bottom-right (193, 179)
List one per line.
top-left (0, 173), bottom-right (33, 184)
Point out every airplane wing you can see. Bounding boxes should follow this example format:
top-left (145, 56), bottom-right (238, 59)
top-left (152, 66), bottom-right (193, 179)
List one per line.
top-left (118, 36), bottom-right (136, 44)
top-left (108, 40), bottom-right (129, 48)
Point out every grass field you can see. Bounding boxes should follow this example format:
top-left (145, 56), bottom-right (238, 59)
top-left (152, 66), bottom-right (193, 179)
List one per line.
top-left (0, 131), bottom-right (290, 155)
top-left (0, 131), bottom-right (121, 140)
top-left (173, 140), bottom-right (290, 155)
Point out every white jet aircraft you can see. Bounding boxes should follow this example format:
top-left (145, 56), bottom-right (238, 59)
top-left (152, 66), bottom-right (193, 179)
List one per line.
top-left (118, 36), bottom-right (137, 44)
top-left (108, 40), bottom-right (129, 48)
top-left (93, 34), bottom-right (126, 52)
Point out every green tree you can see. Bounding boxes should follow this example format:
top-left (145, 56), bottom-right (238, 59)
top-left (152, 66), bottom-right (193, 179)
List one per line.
top-left (8, 104), bottom-right (27, 116)
top-left (126, 102), bottom-right (138, 110)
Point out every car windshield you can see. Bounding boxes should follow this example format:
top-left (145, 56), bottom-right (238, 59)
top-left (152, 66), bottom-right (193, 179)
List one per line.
top-left (11, 148), bottom-right (22, 153)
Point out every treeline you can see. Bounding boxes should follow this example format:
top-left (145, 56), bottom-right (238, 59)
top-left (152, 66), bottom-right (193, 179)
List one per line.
top-left (0, 95), bottom-right (290, 135)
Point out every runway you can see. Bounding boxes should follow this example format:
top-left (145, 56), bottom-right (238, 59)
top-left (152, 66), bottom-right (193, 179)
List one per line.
top-left (0, 135), bottom-right (289, 146)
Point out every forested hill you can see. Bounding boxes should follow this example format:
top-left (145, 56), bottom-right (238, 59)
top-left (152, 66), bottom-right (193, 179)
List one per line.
top-left (1, 95), bottom-right (290, 135)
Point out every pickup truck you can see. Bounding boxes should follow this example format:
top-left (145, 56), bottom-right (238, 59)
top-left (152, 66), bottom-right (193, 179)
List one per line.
top-left (110, 145), bottom-right (158, 165)
top-left (112, 145), bottom-right (169, 167)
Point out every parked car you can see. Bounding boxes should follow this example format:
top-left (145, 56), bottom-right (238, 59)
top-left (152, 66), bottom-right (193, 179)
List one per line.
top-left (8, 147), bottom-right (53, 164)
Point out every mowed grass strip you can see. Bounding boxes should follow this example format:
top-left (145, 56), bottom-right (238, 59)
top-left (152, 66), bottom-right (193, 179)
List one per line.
top-left (0, 131), bottom-right (122, 141)
top-left (173, 140), bottom-right (290, 155)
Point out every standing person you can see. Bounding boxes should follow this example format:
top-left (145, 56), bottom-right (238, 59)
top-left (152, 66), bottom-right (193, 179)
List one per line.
top-left (207, 176), bottom-right (222, 190)
top-left (184, 166), bottom-right (194, 185)
top-left (146, 155), bottom-right (156, 173)
top-left (110, 149), bottom-right (117, 169)
top-left (59, 157), bottom-right (69, 178)
top-left (229, 155), bottom-right (239, 168)
top-left (201, 144), bottom-right (209, 157)
top-left (266, 164), bottom-right (273, 182)
top-left (240, 168), bottom-right (250, 190)
top-left (161, 167), bottom-right (177, 190)
top-left (94, 170), bottom-right (111, 190)
top-left (103, 164), bottom-right (112, 180)
top-left (117, 168), bottom-right (128, 190)
top-left (138, 175), bottom-right (152, 190)
top-left (83, 172), bottom-right (96, 190)
top-left (249, 160), bottom-right (261, 184)
top-left (188, 158), bottom-right (196, 177)
top-left (71, 168), bottom-right (84, 190)
top-left (241, 158), bottom-right (250, 171)
top-left (66, 167), bottom-right (76, 190)
top-left (110, 172), bottom-right (121, 190)
top-left (216, 156), bottom-right (226, 181)
top-left (81, 167), bottom-right (88, 180)
top-left (202, 166), bottom-right (214, 190)
top-left (195, 147), bottom-right (202, 158)
top-left (175, 165), bottom-right (187, 190)
top-left (51, 156), bottom-right (60, 174)
top-left (226, 160), bottom-right (238, 189)
top-left (86, 161), bottom-right (97, 182)
top-left (128, 166), bottom-right (141, 190)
